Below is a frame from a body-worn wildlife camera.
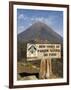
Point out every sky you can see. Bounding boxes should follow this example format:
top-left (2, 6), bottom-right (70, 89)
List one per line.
top-left (17, 9), bottom-right (63, 37)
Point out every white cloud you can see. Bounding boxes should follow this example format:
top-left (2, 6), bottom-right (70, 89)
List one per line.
top-left (18, 14), bottom-right (53, 26)
top-left (18, 14), bottom-right (63, 36)
top-left (35, 17), bottom-right (44, 22)
top-left (30, 16), bottom-right (54, 26)
top-left (17, 26), bottom-right (25, 34)
top-left (18, 14), bottom-right (28, 20)
top-left (18, 14), bottom-right (24, 19)
top-left (30, 17), bottom-right (46, 24)
top-left (18, 23), bottom-right (33, 34)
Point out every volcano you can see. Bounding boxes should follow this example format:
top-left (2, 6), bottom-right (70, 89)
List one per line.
top-left (18, 21), bottom-right (63, 44)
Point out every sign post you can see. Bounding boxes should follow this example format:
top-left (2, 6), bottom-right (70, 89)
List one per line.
top-left (27, 44), bottom-right (61, 79)
top-left (39, 59), bottom-right (46, 79)
top-left (46, 59), bottom-right (52, 78)
top-left (39, 59), bottom-right (52, 79)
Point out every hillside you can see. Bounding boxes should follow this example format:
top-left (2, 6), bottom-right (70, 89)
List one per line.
top-left (18, 21), bottom-right (63, 44)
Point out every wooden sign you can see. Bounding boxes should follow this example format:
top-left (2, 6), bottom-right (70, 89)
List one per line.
top-left (27, 43), bottom-right (61, 61)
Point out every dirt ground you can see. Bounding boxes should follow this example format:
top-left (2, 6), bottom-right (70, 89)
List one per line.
top-left (17, 61), bottom-right (62, 80)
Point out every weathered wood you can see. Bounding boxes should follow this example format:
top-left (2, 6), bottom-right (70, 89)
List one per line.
top-left (39, 59), bottom-right (46, 79)
top-left (46, 59), bottom-right (52, 78)
top-left (39, 59), bottom-right (52, 79)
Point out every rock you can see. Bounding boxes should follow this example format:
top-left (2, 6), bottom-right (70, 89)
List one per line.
top-left (23, 75), bottom-right (38, 80)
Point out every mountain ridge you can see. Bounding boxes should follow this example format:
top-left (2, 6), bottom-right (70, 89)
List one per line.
top-left (18, 21), bottom-right (63, 44)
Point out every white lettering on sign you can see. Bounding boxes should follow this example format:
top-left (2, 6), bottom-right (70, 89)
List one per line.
top-left (27, 44), bottom-right (61, 61)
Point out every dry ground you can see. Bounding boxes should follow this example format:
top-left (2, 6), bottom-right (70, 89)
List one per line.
top-left (17, 61), bottom-right (62, 80)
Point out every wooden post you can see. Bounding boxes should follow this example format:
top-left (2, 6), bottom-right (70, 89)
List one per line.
top-left (49, 59), bottom-right (52, 76)
top-left (46, 59), bottom-right (50, 78)
top-left (39, 58), bottom-right (52, 79)
top-left (46, 59), bottom-right (52, 79)
top-left (39, 59), bottom-right (46, 79)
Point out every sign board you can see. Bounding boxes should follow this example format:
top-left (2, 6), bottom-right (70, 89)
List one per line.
top-left (27, 43), bottom-right (61, 61)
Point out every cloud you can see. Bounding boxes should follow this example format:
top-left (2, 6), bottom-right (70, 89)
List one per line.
top-left (30, 17), bottom-right (46, 24)
top-left (18, 14), bottom-right (53, 26)
top-left (18, 14), bottom-right (29, 20)
top-left (17, 26), bottom-right (25, 34)
top-left (30, 16), bottom-right (54, 26)
top-left (18, 14), bottom-right (63, 36)
top-left (18, 23), bottom-right (33, 34)
top-left (18, 14), bottom-right (24, 19)
top-left (35, 17), bottom-right (44, 22)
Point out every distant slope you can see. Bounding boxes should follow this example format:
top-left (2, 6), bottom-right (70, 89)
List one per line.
top-left (18, 21), bottom-right (63, 44)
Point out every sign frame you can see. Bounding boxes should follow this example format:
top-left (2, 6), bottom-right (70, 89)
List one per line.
top-left (9, 1), bottom-right (69, 88)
